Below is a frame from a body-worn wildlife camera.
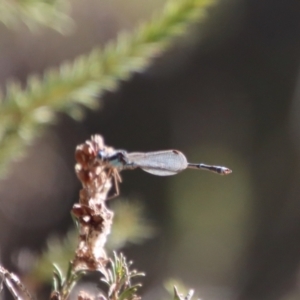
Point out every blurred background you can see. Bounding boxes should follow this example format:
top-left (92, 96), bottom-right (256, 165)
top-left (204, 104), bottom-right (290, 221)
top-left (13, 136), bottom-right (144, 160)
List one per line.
top-left (1, 0), bottom-right (300, 299)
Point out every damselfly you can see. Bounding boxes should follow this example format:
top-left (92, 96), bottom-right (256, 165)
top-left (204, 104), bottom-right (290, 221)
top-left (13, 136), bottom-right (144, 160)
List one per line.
top-left (97, 149), bottom-right (232, 195)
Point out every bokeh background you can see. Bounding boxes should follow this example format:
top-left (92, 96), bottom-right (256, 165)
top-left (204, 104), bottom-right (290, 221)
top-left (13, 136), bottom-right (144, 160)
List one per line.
top-left (1, 0), bottom-right (300, 300)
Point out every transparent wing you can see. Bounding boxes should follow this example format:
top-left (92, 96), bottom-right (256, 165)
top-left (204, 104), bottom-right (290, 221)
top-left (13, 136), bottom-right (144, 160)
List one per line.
top-left (126, 150), bottom-right (188, 176)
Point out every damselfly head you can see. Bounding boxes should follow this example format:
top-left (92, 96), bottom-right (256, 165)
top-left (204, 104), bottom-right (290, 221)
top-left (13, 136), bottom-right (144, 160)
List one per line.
top-left (97, 150), bottom-right (129, 169)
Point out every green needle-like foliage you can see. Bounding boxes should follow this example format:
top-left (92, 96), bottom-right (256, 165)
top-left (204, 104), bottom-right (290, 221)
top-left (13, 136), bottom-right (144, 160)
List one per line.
top-left (173, 286), bottom-right (195, 300)
top-left (101, 252), bottom-right (145, 300)
top-left (0, 0), bottom-right (215, 176)
top-left (0, 0), bottom-right (72, 32)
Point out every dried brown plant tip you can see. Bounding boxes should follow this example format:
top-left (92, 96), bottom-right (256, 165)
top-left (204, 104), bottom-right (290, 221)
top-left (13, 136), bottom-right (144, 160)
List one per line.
top-left (49, 135), bottom-right (122, 300)
top-left (71, 135), bottom-right (117, 272)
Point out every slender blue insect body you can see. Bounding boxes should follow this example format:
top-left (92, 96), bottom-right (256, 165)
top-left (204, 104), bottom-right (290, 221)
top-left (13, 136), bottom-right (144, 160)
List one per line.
top-left (98, 149), bottom-right (232, 176)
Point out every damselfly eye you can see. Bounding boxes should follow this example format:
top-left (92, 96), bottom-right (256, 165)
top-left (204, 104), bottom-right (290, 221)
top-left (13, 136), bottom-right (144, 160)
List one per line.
top-left (97, 150), bottom-right (105, 160)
